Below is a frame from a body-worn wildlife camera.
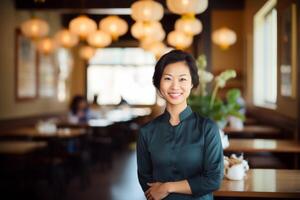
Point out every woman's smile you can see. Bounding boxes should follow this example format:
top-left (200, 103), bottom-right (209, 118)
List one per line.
top-left (168, 91), bottom-right (183, 99)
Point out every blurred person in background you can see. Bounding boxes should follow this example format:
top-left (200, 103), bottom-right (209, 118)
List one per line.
top-left (68, 95), bottom-right (95, 123)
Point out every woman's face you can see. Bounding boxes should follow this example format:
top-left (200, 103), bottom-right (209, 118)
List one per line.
top-left (78, 100), bottom-right (87, 110)
top-left (159, 61), bottom-right (193, 106)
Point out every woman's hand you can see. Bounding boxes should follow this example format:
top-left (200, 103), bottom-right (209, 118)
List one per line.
top-left (145, 182), bottom-right (170, 200)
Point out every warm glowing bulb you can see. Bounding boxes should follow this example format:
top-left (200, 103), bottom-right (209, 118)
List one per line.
top-left (131, 0), bottom-right (164, 22)
top-left (20, 18), bottom-right (49, 40)
top-left (167, 30), bottom-right (193, 50)
top-left (212, 27), bottom-right (237, 50)
top-left (55, 29), bottom-right (79, 48)
top-left (182, 0), bottom-right (189, 5)
top-left (37, 37), bottom-right (56, 54)
top-left (69, 15), bottom-right (97, 39)
top-left (79, 46), bottom-right (95, 60)
top-left (87, 30), bottom-right (112, 48)
top-left (99, 16), bottom-right (128, 41)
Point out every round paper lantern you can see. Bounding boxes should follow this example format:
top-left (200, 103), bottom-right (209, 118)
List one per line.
top-left (69, 15), bottom-right (97, 39)
top-left (20, 18), bottom-right (49, 40)
top-left (140, 33), bottom-right (165, 50)
top-left (100, 16), bottom-right (128, 40)
top-left (175, 16), bottom-right (203, 36)
top-left (87, 30), bottom-right (112, 48)
top-left (79, 46), bottom-right (95, 60)
top-left (148, 42), bottom-right (166, 58)
top-left (212, 27), bottom-right (237, 49)
top-left (167, 0), bottom-right (208, 15)
top-left (131, 21), bottom-right (164, 41)
top-left (167, 30), bottom-right (193, 50)
top-left (37, 37), bottom-right (56, 55)
top-left (140, 37), bottom-right (154, 50)
top-left (55, 29), bottom-right (79, 48)
top-left (131, 0), bottom-right (164, 22)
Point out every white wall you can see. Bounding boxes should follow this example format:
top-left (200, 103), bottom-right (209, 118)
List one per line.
top-left (0, 0), bottom-right (69, 120)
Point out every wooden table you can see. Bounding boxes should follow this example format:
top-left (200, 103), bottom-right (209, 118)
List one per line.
top-left (224, 139), bottom-right (300, 168)
top-left (57, 119), bottom-right (114, 129)
top-left (0, 127), bottom-right (86, 140)
top-left (0, 141), bottom-right (47, 155)
top-left (244, 118), bottom-right (258, 125)
top-left (225, 139), bottom-right (300, 153)
top-left (214, 169), bottom-right (300, 198)
top-left (57, 107), bottom-right (151, 128)
top-left (105, 107), bottom-right (151, 122)
top-left (223, 125), bottom-right (281, 138)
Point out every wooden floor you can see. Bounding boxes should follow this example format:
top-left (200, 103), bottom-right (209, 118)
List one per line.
top-left (65, 149), bottom-right (145, 200)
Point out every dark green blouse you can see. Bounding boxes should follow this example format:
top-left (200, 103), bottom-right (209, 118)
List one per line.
top-left (137, 106), bottom-right (223, 200)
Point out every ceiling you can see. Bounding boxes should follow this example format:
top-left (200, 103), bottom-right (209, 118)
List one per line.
top-left (15, 0), bottom-right (244, 11)
top-left (14, 0), bottom-right (245, 42)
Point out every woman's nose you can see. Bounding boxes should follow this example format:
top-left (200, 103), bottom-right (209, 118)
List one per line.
top-left (171, 80), bottom-right (180, 89)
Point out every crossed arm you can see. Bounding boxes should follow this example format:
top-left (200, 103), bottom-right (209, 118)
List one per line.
top-left (144, 180), bottom-right (192, 200)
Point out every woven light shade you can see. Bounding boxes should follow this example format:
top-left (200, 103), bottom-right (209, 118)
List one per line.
top-left (99, 16), bottom-right (128, 40)
top-left (55, 29), bottom-right (79, 48)
top-left (212, 27), bottom-right (237, 50)
top-left (166, 0), bottom-right (208, 15)
top-left (131, 21), bottom-right (165, 41)
top-left (140, 37), bottom-right (154, 50)
top-left (87, 30), bottom-right (112, 48)
top-left (175, 16), bottom-right (203, 36)
top-left (167, 30), bottom-right (193, 50)
top-left (20, 18), bottom-right (49, 40)
top-left (148, 42), bottom-right (166, 58)
top-left (69, 15), bottom-right (97, 39)
top-left (79, 46), bottom-right (95, 60)
top-left (131, 0), bottom-right (164, 22)
top-left (37, 37), bottom-right (56, 55)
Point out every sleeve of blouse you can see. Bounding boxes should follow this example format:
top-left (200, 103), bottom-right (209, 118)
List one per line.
top-left (186, 120), bottom-right (224, 197)
top-left (136, 128), bottom-right (153, 192)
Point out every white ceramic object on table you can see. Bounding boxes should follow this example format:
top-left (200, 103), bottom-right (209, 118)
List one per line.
top-left (229, 116), bottom-right (244, 130)
top-left (224, 154), bottom-right (250, 181)
top-left (225, 163), bottom-right (245, 180)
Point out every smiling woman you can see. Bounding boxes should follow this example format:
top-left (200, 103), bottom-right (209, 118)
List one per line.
top-left (137, 50), bottom-right (224, 200)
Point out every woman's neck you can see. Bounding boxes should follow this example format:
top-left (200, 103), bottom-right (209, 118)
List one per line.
top-left (166, 103), bottom-right (187, 126)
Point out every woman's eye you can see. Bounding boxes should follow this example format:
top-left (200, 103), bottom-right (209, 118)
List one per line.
top-left (164, 77), bottom-right (171, 80)
top-left (180, 78), bottom-right (187, 81)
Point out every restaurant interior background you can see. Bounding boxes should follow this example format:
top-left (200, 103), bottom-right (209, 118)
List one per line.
top-left (0, 0), bottom-right (300, 200)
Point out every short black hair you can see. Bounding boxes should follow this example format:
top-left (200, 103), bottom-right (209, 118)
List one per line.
top-left (152, 50), bottom-right (199, 90)
top-left (70, 95), bottom-right (87, 115)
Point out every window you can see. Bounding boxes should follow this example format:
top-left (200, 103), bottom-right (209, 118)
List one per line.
top-left (57, 48), bottom-right (73, 102)
top-left (87, 48), bottom-right (156, 105)
top-left (254, 0), bottom-right (277, 108)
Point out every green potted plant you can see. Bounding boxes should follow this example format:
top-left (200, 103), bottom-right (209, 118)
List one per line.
top-left (189, 54), bottom-right (245, 129)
